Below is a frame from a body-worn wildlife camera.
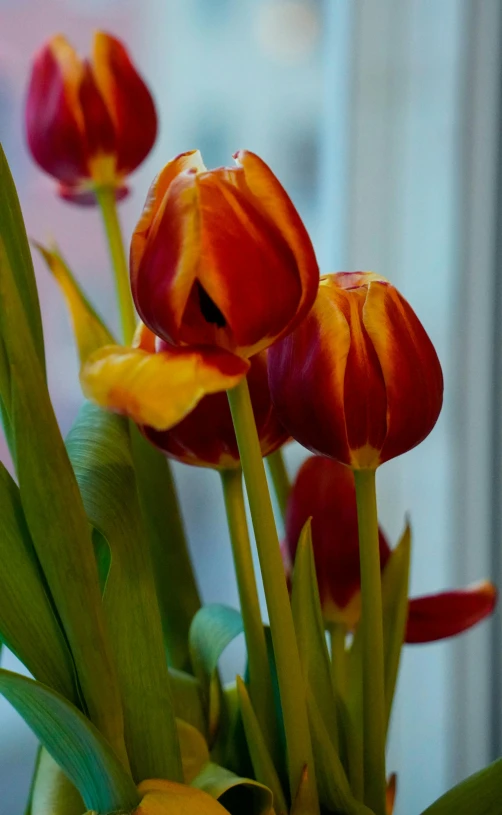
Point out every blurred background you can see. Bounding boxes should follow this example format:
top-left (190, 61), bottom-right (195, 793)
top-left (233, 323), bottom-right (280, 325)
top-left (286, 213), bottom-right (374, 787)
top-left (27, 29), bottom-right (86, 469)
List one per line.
top-left (0, 0), bottom-right (501, 813)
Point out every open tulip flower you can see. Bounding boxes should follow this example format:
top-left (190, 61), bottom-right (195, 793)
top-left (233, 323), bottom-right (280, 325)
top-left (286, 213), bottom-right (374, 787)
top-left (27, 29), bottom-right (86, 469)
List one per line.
top-left (268, 271), bottom-right (444, 470)
top-left (284, 455), bottom-right (497, 641)
top-left (130, 149), bottom-right (319, 359)
top-left (25, 32), bottom-right (157, 203)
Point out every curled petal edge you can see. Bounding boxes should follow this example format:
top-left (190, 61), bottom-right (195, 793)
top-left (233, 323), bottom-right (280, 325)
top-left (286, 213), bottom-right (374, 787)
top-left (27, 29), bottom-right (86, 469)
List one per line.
top-left (80, 344), bottom-right (249, 431)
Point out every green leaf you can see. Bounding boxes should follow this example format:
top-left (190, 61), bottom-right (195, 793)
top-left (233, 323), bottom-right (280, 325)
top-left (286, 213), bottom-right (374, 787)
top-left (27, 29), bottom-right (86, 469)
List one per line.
top-left (306, 691), bottom-right (368, 815)
top-left (34, 242), bottom-right (115, 365)
top-left (236, 676), bottom-right (288, 815)
top-left (421, 758), bottom-right (502, 815)
top-left (0, 462), bottom-right (78, 702)
top-left (0, 145), bottom-right (45, 376)
top-left (382, 524), bottom-right (411, 730)
top-left (66, 404), bottom-right (182, 783)
top-left (0, 239), bottom-right (126, 763)
top-left (291, 520), bottom-right (339, 750)
top-left (290, 767), bottom-right (316, 815)
top-left (0, 669), bottom-right (139, 814)
top-left (169, 669), bottom-right (207, 737)
top-left (177, 719), bottom-right (210, 784)
top-left (189, 604), bottom-right (243, 739)
top-left (130, 425), bottom-right (201, 672)
top-left (193, 762), bottom-right (274, 815)
top-left (31, 749), bottom-right (84, 815)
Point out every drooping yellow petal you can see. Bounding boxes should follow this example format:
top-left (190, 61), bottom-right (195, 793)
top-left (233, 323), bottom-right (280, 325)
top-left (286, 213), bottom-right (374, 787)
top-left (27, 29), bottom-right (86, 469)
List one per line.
top-left (35, 242), bottom-right (114, 364)
top-left (80, 344), bottom-right (249, 430)
top-left (135, 779), bottom-right (228, 814)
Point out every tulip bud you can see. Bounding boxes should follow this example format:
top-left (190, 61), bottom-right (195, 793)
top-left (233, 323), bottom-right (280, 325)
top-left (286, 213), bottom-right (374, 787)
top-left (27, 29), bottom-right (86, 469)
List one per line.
top-left (25, 32), bottom-right (157, 203)
top-left (285, 455), bottom-right (497, 640)
top-left (142, 343), bottom-right (290, 469)
top-left (268, 272), bottom-right (443, 469)
top-left (130, 149), bottom-right (319, 359)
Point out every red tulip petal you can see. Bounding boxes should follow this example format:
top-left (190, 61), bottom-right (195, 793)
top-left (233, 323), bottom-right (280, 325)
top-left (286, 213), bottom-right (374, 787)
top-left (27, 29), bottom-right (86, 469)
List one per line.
top-left (25, 36), bottom-right (88, 185)
top-left (186, 168), bottom-right (303, 353)
top-left (269, 279), bottom-right (352, 465)
top-left (92, 32), bottom-right (158, 173)
top-left (78, 60), bottom-right (116, 158)
top-left (406, 581), bottom-right (497, 643)
top-left (233, 149), bottom-right (319, 326)
top-left (363, 280), bottom-right (443, 464)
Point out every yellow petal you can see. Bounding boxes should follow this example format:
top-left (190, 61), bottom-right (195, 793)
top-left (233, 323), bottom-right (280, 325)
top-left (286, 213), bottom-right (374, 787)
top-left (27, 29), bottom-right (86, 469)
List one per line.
top-left (35, 242), bottom-right (114, 364)
top-left (80, 344), bottom-right (249, 430)
top-left (135, 779), bottom-right (228, 814)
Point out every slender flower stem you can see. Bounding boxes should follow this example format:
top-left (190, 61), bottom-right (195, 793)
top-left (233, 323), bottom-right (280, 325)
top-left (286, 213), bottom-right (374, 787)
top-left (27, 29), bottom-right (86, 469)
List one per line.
top-left (94, 186), bottom-right (136, 344)
top-left (353, 468), bottom-right (387, 815)
top-left (220, 468), bottom-right (277, 757)
top-left (329, 623), bottom-right (347, 700)
top-left (227, 378), bottom-right (319, 812)
top-left (266, 448), bottom-right (291, 522)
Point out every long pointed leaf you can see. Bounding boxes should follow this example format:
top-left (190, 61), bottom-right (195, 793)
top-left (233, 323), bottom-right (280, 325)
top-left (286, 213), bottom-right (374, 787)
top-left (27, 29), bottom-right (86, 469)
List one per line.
top-left (0, 462), bottom-right (77, 702)
top-left (31, 749), bottom-right (84, 815)
top-left (291, 521), bottom-right (339, 750)
top-left (382, 525), bottom-right (411, 730)
top-left (130, 426), bottom-right (201, 672)
top-left (237, 676), bottom-right (288, 815)
top-left (0, 145), bottom-right (45, 374)
top-left (66, 404), bottom-right (182, 783)
top-left (0, 240), bottom-right (126, 763)
top-left (0, 670), bottom-right (139, 814)
top-left (421, 758), bottom-right (502, 815)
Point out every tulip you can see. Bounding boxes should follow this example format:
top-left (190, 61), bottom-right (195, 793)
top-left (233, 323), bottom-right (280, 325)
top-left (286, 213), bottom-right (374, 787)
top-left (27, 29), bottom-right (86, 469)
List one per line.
top-left (284, 455), bottom-right (497, 640)
top-left (268, 272), bottom-right (444, 470)
top-left (80, 322), bottom-right (250, 431)
top-left (142, 342), bottom-right (290, 469)
top-left (25, 32), bottom-right (157, 203)
top-left (130, 149), bottom-right (319, 359)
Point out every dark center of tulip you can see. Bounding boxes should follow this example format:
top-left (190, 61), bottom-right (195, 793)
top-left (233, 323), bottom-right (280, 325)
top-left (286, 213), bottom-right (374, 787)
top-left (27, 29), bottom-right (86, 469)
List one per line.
top-left (197, 282), bottom-right (226, 328)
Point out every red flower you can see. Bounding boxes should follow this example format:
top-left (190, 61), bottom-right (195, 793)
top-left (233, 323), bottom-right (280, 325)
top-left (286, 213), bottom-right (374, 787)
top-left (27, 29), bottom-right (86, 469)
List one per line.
top-left (25, 32), bottom-right (157, 203)
top-left (135, 327), bottom-right (289, 469)
top-left (130, 150), bottom-right (319, 359)
top-left (284, 456), bottom-right (496, 640)
top-left (268, 272), bottom-right (444, 469)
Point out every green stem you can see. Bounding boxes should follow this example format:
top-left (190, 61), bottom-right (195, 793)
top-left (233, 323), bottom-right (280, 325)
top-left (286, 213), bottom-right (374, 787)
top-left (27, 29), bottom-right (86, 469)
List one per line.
top-left (329, 623), bottom-right (347, 700)
top-left (220, 469), bottom-right (278, 758)
top-left (266, 448), bottom-right (291, 522)
top-left (353, 469), bottom-right (386, 815)
top-left (95, 186), bottom-right (136, 344)
top-left (227, 378), bottom-right (319, 812)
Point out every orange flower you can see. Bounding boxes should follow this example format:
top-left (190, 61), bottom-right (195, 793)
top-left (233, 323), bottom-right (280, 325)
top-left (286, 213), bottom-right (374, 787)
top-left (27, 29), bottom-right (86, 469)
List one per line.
top-left (141, 345), bottom-right (290, 470)
top-left (130, 150), bottom-right (319, 359)
top-left (25, 32), bottom-right (157, 203)
top-left (268, 272), bottom-right (444, 469)
top-left (285, 456), bottom-right (497, 640)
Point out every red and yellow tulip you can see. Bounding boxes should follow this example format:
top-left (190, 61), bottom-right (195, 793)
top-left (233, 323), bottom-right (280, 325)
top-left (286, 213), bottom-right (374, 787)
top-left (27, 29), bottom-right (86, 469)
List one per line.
top-left (25, 32), bottom-right (157, 203)
top-left (284, 456), bottom-right (496, 639)
top-left (268, 272), bottom-right (444, 469)
top-left (141, 344), bottom-right (290, 470)
top-left (130, 150), bottom-right (319, 359)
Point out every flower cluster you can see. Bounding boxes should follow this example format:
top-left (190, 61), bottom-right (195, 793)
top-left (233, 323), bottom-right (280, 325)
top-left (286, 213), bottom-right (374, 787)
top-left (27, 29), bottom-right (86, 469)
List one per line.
top-left (0, 28), bottom-right (494, 815)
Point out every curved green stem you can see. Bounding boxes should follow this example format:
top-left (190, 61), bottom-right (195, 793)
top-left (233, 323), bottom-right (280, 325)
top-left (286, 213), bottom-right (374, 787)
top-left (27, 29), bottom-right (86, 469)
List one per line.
top-left (354, 468), bottom-right (386, 815)
top-left (220, 468), bottom-right (277, 758)
top-left (227, 378), bottom-right (319, 812)
top-left (94, 186), bottom-right (136, 344)
top-left (266, 448), bottom-right (291, 522)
